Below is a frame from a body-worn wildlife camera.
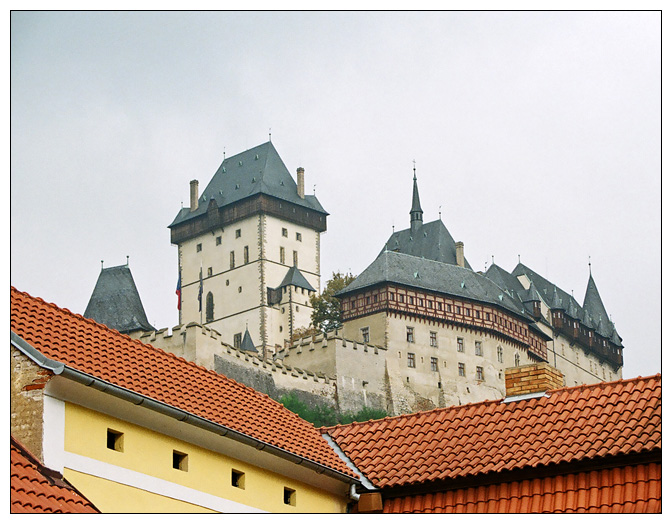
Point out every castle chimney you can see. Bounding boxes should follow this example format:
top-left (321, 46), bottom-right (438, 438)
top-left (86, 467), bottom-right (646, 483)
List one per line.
top-left (456, 241), bottom-right (465, 268)
top-left (190, 180), bottom-right (199, 211)
top-left (296, 167), bottom-right (305, 199)
top-left (504, 363), bottom-right (564, 399)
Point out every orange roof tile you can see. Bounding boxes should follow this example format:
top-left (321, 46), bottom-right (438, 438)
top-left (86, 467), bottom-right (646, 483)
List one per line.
top-left (11, 437), bottom-right (99, 513)
top-left (10, 287), bottom-right (355, 479)
top-left (383, 463), bottom-right (661, 513)
top-left (324, 374), bottom-right (661, 489)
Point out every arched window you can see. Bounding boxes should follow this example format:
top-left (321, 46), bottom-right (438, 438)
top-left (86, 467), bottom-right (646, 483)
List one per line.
top-left (206, 292), bottom-right (215, 323)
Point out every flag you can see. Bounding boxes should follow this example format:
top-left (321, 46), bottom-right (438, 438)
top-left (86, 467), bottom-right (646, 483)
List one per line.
top-left (198, 268), bottom-right (203, 312)
top-left (175, 275), bottom-right (181, 310)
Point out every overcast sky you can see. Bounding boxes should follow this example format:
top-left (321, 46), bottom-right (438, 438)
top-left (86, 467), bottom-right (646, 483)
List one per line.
top-left (10, 11), bottom-right (661, 379)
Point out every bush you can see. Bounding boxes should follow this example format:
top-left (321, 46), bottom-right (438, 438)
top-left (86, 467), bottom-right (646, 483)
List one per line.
top-left (280, 392), bottom-right (387, 427)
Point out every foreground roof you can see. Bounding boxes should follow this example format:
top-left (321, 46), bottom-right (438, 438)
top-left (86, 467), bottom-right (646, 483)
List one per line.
top-left (169, 141), bottom-right (327, 228)
top-left (11, 437), bottom-right (99, 513)
top-left (323, 374), bottom-right (661, 490)
top-left (84, 264), bottom-right (155, 333)
top-left (10, 287), bottom-right (355, 479)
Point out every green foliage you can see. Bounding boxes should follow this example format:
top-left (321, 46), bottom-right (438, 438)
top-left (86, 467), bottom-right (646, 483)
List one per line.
top-left (310, 271), bottom-right (357, 334)
top-left (279, 392), bottom-right (387, 427)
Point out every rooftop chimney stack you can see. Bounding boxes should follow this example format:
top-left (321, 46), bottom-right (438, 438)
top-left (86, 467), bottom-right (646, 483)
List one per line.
top-left (190, 180), bottom-right (199, 211)
top-left (456, 241), bottom-right (465, 268)
top-left (297, 167), bottom-right (305, 199)
top-left (504, 363), bottom-right (564, 399)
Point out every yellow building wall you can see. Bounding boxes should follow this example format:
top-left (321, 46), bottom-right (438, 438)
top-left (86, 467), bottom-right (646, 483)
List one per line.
top-left (63, 403), bottom-right (348, 513)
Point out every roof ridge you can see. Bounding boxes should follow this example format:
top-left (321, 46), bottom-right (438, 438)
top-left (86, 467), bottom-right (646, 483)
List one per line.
top-left (324, 373), bottom-right (662, 433)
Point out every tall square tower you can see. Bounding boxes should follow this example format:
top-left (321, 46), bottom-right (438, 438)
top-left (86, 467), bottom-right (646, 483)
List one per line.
top-left (169, 142), bottom-right (327, 356)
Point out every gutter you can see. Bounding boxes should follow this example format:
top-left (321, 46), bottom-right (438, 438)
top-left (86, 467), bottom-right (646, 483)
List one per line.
top-left (322, 433), bottom-right (377, 499)
top-left (11, 331), bottom-right (361, 487)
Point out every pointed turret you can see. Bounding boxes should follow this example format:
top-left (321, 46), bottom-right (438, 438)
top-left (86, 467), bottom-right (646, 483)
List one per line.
top-left (84, 263), bottom-right (155, 334)
top-left (240, 327), bottom-right (258, 353)
top-left (410, 171), bottom-right (423, 232)
top-left (582, 272), bottom-right (610, 334)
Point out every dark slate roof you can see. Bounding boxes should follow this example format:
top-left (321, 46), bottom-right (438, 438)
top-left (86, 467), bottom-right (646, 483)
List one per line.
top-left (84, 265), bottom-right (155, 334)
top-left (169, 142), bottom-right (327, 228)
top-left (278, 266), bottom-right (316, 292)
top-left (240, 327), bottom-right (258, 353)
top-left (410, 174), bottom-right (423, 215)
top-left (338, 250), bottom-right (529, 319)
top-left (381, 219), bottom-right (472, 269)
top-left (583, 274), bottom-right (612, 336)
top-left (484, 263), bottom-right (526, 298)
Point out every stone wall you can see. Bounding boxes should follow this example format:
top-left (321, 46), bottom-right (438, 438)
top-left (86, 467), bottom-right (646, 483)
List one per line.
top-left (10, 345), bottom-right (52, 462)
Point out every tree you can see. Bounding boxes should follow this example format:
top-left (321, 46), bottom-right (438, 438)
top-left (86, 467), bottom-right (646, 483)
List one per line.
top-left (310, 271), bottom-right (357, 334)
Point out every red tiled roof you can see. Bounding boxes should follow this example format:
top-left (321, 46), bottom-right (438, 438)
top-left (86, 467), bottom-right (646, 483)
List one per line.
top-left (324, 374), bottom-right (661, 489)
top-left (383, 463), bottom-right (662, 513)
top-left (10, 287), bottom-right (355, 478)
top-left (11, 437), bottom-right (99, 513)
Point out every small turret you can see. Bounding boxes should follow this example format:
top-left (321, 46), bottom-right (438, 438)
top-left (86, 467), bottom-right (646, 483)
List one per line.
top-left (410, 171), bottom-right (423, 232)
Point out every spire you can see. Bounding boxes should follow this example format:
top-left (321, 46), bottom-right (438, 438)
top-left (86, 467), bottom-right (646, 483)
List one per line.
top-left (240, 327), bottom-right (258, 353)
top-left (583, 272), bottom-right (610, 332)
top-left (550, 286), bottom-right (563, 309)
top-left (410, 163), bottom-right (423, 232)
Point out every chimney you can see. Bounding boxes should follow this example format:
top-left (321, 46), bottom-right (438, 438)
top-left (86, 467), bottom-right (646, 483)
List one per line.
top-left (190, 180), bottom-right (199, 211)
top-left (296, 167), bottom-right (305, 199)
top-left (504, 363), bottom-right (564, 399)
top-left (456, 241), bottom-right (465, 268)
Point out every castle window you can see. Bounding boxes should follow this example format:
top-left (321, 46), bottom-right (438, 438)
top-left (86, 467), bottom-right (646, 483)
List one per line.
top-left (230, 251), bottom-right (235, 269)
top-left (515, 353), bottom-right (521, 367)
top-left (361, 327), bottom-right (370, 343)
top-left (293, 250), bottom-right (298, 267)
top-left (429, 331), bottom-right (438, 348)
top-left (458, 362), bottom-right (465, 377)
top-left (232, 469), bottom-right (245, 489)
top-left (475, 341), bottom-right (483, 356)
top-left (239, 286), bottom-right (243, 293)
top-left (407, 353), bottom-right (416, 368)
top-left (408, 297), bottom-right (414, 305)
top-left (430, 357), bottom-right (438, 372)
top-left (107, 429), bottom-right (124, 452)
top-left (486, 312), bottom-right (490, 321)
top-left (456, 306), bottom-right (461, 314)
top-left (173, 450), bottom-right (188, 471)
top-left (244, 246), bottom-right (249, 264)
top-left (280, 247), bottom-right (286, 264)
top-left (206, 292), bottom-right (214, 323)
top-left (207, 267), bottom-right (213, 277)
top-left (437, 302), bottom-right (442, 311)
top-left (497, 346), bottom-right (503, 363)
top-left (282, 228), bottom-right (288, 237)
top-left (233, 333), bottom-right (242, 348)
top-left (476, 366), bottom-right (484, 381)
top-left (390, 292), bottom-right (395, 301)
top-left (296, 232), bottom-right (302, 242)
top-left (475, 310), bottom-right (480, 319)
top-left (235, 229), bottom-right (241, 238)
top-left (406, 327), bottom-right (414, 343)
top-left (196, 243), bottom-right (202, 252)
top-left (216, 236), bottom-right (222, 246)
top-left (457, 337), bottom-right (464, 352)
top-left (284, 487), bottom-right (296, 506)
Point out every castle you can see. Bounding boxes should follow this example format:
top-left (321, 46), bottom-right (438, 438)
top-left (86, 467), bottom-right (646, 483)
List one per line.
top-left (85, 141), bottom-right (624, 416)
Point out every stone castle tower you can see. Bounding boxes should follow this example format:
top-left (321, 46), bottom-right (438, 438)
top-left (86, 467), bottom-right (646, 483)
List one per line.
top-left (168, 142), bottom-right (328, 357)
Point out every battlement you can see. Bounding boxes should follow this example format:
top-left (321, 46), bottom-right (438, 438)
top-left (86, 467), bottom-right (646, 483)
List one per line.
top-left (275, 328), bottom-right (386, 361)
top-left (134, 323), bottom-right (336, 386)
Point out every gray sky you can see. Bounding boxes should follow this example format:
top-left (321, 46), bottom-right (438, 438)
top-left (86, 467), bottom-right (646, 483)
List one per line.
top-left (10, 11), bottom-right (661, 379)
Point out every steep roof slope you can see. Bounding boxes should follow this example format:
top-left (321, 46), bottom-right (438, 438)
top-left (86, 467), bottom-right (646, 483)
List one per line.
top-left (84, 264), bottom-right (155, 333)
top-left (339, 250), bottom-right (527, 319)
top-left (10, 287), bottom-right (355, 479)
top-left (323, 375), bottom-right (661, 490)
top-left (381, 219), bottom-right (472, 269)
top-left (11, 437), bottom-right (99, 513)
top-left (169, 141), bottom-right (327, 228)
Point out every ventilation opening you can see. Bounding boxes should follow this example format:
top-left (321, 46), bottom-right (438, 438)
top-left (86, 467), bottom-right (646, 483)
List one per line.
top-left (284, 487), bottom-right (296, 506)
top-left (232, 469), bottom-right (245, 489)
top-left (173, 450), bottom-right (188, 471)
top-left (106, 429), bottom-right (124, 452)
